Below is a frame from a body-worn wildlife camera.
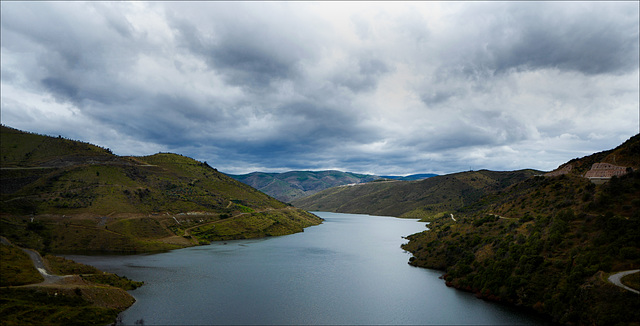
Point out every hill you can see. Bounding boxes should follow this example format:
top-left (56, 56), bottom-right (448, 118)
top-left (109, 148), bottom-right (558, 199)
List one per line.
top-left (0, 125), bottom-right (322, 253)
top-left (402, 134), bottom-right (640, 325)
top-left (1, 236), bottom-right (142, 326)
top-left (227, 170), bottom-right (381, 202)
top-left (292, 169), bottom-right (541, 218)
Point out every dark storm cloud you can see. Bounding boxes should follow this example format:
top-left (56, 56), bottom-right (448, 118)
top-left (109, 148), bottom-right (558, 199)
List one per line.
top-left (41, 77), bottom-right (79, 102)
top-left (333, 57), bottom-right (391, 93)
top-left (165, 2), bottom-right (320, 91)
top-left (1, 2), bottom-right (638, 175)
top-left (438, 2), bottom-right (639, 78)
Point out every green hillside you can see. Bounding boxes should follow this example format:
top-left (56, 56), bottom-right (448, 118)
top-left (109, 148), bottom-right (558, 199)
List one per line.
top-left (0, 126), bottom-right (115, 168)
top-left (550, 134), bottom-right (640, 177)
top-left (402, 134), bottom-right (640, 325)
top-left (1, 237), bottom-right (142, 326)
top-left (228, 170), bottom-right (381, 202)
top-left (292, 169), bottom-right (541, 218)
top-left (0, 125), bottom-right (322, 253)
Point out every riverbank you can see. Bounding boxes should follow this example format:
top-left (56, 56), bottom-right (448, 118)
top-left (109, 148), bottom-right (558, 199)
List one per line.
top-left (402, 203), bottom-right (640, 325)
top-left (0, 236), bottom-right (141, 326)
top-left (0, 207), bottom-right (322, 254)
top-left (64, 212), bottom-right (546, 325)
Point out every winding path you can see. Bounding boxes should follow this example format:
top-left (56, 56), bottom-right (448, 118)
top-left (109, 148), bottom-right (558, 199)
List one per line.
top-left (608, 269), bottom-right (640, 294)
top-left (1, 236), bottom-right (73, 286)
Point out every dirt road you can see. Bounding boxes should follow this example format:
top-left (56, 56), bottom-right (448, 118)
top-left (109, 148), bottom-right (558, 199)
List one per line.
top-left (1, 236), bottom-right (73, 285)
top-left (608, 269), bottom-right (640, 294)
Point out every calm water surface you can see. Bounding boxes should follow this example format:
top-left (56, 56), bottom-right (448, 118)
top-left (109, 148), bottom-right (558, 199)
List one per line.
top-left (66, 212), bottom-right (548, 325)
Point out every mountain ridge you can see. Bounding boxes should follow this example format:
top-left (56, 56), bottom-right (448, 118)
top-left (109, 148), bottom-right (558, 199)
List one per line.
top-left (292, 169), bottom-right (542, 218)
top-left (228, 170), bottom-right (437, 202)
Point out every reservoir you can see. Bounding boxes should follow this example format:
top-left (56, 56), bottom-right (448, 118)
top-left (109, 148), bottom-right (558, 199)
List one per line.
top-left (66, 212), bottom-right (548, 325)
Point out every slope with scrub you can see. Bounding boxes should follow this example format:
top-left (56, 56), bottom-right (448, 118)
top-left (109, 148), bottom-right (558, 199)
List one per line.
top-left (402, 134), bottom-right (640, 325)
top-left (0, 125), bottom-right (322, 253)
top-left (293, 169), bottom-right (541, 219)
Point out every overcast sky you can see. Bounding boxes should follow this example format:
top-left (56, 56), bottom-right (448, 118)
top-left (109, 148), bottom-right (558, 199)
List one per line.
top-left (1, 2), bottom-right (638, 175)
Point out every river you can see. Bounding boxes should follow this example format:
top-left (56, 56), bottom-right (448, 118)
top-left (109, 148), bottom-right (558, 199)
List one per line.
top-left (65, 212), bottom-right (549, 325)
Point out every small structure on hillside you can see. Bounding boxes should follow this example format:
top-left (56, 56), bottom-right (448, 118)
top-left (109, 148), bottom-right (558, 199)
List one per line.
top-left (584, 163), bottom-right (629, 184)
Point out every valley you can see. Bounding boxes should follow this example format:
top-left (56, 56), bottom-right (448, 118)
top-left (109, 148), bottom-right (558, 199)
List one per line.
top-left (227, 170), bottom-right (436, 203)
top-left (1, 125), bottom-right (638, 326)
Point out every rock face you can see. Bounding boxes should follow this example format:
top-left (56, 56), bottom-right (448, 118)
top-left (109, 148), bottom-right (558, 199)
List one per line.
top-left (584, 163), bottom-right (631, 185)
top-left (544, 164), bottom-right (572, 177)
top-left (584, 163), bottom-right (629, 178)
top-left (546, 163), bottom-right (632, 184)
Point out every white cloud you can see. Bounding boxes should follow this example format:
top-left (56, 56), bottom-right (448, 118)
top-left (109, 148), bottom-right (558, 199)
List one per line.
top-left (1, 1), bottom-right (638, 176)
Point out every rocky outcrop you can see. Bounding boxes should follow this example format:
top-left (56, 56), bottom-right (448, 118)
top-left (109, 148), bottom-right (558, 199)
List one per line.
top-left (584, 163), bottom-right (629, 178)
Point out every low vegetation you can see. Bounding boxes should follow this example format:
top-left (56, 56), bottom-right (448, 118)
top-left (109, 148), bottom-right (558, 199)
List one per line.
top-left (1, 241), bottom-right (141, 326)
top-left (0, 125), bottom-right (323, 326)
top-left (0, 287), bottom-right (125, 326)
top-left (1, 125), bottom-right (322, 254)
top-left (621, 272), bottom-right (640, 291)
top-left (228, 170), bottom-right (382, 203)
top-left (293, 169), bottom-right (541, 218)
top-left (191, 209), bottom-right (322, 241)
top-left (402, 135), bottom-right (640, 325)
top-left (0, 244), bottom-right (44, 286)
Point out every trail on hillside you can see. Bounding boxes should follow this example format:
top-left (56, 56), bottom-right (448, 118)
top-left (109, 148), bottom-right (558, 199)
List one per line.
top-left (608, 269), bottom-right (640, 294)
top-left (0, 236), bottom-right (76, 286)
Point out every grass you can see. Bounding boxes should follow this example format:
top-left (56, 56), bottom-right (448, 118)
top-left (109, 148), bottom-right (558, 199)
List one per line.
top-left (0, 244), bottom-right (142, 326)
top-left (402, 171), bottom-right (640, 325)
top-left (1, 215), bottom-right (183, 254)
top-left (0, 125), bottom-right (325, 325)
top-left (621, 271), bottom-right (640, 291)
top-left (2, 126), bottom-right (288, 217)
top-left (80, 274), bottom-right (143, 291)
top-left (0, 287), bottom-right (126, 326)
top-left (107, 217), bottom-right (173, 239)
top-left (191, 209), bottom-right (323, 241)
top-left (1, 208), bottom-right (322, 253)
top-left (44, 255), bottom-right (99, 275)
top-left (0, 244), bottom-right (44, 286)
top-left (44, 254), bottom-right (144, 290)
top-left (0, 125), bottom-right (112, 168)
top-left (293, 169), bottom-right (540, 218)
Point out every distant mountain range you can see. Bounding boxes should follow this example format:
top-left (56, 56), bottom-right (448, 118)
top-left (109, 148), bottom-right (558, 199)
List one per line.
top-left (292, 169), bottom-right (541, 218)
top-left (227, 171), bottom-right (436, 202)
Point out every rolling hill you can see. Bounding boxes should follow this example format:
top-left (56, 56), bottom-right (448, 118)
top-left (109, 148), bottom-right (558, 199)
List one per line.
top-left (0, 125), bottom-right (322, 253)
top-left (292, 169), bottom-right (542, 218)
top-left (402, 134), bottom-right (640, 325)
top-left (0, 124), bottom-right (323, 326)
top-left (228, 171), bottom-right (438, 203)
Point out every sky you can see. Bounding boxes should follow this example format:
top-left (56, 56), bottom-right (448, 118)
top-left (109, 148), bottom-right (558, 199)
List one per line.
top-left (1, 2), bottom-right (638, 176)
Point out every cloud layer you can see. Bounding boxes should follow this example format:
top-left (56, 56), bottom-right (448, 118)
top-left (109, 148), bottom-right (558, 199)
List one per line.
top-left (1, 2), bottom-right (638, 175)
